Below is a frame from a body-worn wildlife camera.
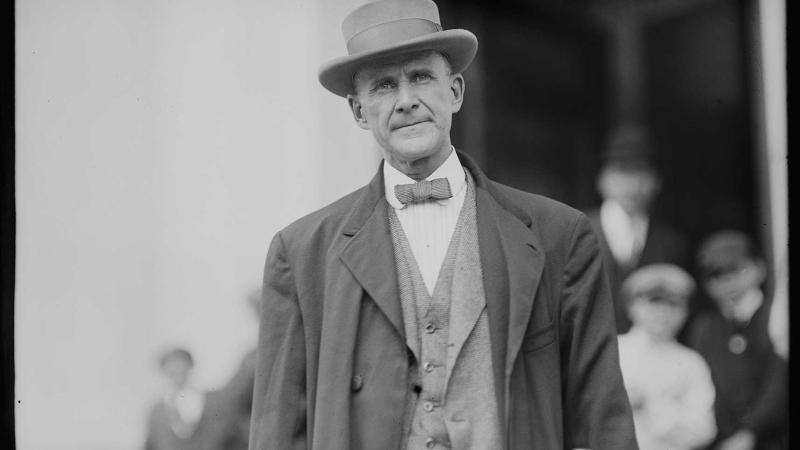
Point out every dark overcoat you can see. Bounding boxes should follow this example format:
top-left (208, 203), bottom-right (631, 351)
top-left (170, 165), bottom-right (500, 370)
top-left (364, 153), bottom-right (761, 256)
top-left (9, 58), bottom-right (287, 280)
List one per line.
top-left (249, 152), bottom-right (637, 450)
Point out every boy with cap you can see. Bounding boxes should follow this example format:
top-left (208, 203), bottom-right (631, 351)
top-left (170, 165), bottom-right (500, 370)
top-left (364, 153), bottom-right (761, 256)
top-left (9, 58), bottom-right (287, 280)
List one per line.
top-left (688, 230), bottom-right (787, 450)
top-left (617, 263), bottom-right (716, 450)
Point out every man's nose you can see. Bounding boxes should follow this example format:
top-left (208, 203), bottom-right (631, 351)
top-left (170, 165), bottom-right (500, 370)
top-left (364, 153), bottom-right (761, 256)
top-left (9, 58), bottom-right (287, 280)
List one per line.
top-left (395, 82), bottom-right (419, 112)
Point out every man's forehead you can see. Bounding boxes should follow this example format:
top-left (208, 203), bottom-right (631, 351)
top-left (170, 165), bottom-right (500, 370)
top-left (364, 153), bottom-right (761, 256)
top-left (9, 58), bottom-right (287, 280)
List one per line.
top-left (355, 51), bottom-right (448, 78)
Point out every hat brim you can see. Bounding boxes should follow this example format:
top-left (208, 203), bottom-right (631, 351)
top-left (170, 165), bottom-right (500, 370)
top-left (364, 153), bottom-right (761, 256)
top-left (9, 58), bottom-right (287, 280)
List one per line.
top-left (318, 29), bottom-right (478, 98)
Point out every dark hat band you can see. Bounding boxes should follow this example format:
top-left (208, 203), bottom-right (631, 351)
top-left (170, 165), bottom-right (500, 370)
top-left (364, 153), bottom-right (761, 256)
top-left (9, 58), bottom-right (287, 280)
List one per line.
top-left (347, 18), bottom-right (442, 55)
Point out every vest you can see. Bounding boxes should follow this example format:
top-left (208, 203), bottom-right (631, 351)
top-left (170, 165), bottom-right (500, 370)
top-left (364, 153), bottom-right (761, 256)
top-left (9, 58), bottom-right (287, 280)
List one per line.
top-left (389, 172), bottom-right (502, 449)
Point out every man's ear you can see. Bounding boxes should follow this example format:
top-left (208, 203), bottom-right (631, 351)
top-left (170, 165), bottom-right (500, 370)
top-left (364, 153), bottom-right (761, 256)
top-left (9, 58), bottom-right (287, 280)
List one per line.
top-left (348, 95), bottom-right (370, 130)
top-left (450, 74), bottom-right (465, 113)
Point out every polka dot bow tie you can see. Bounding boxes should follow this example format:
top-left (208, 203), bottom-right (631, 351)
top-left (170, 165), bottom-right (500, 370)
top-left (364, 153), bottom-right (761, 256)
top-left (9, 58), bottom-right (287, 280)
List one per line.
top-left (394, 178), bottom-right (453, 205)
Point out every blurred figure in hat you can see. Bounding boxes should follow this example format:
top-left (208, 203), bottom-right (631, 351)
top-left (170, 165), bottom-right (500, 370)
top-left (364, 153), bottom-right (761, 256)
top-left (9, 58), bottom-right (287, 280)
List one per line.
top-left (688, 230), bottom-right (787, 450)
top-left (144, 348), bottom-right (240, 450)
top-left (586, 123), bottom-right (690, 334)
top-left (617, 264), bottom-right (716, 450)
top-left (249, 0), bottom-right (636, 448)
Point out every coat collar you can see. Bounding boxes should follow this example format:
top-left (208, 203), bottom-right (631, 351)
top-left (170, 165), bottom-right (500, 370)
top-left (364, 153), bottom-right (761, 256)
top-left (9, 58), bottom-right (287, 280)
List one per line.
top-left (341, 151), bottom-right (537, 236)
top-left (338, 150), bottom-right (545, 386)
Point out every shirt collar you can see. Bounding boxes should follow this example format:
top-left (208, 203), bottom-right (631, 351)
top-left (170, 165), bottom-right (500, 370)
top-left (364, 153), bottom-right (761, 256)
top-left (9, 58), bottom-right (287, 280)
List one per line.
top-left (600, 200), bottom-right (650, 236)
top-left (600, 200), bottom-right (648, 224)
top-left (383, 147), bottom-right (466, 209)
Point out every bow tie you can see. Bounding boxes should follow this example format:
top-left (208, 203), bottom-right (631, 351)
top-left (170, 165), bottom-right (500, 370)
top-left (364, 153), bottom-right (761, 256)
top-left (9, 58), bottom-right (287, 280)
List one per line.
top-left (394, 178), bottom-right (453, 205)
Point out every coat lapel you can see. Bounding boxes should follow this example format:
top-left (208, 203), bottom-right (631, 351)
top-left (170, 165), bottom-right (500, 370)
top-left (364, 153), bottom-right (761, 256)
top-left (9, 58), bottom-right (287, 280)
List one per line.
top-left (338, 153), bottom-right (546, 390)
top-left (461, 152), bottom-right (545, 375)
top-left (462, 152), bottom-right (545, 431)
top-left (497, 208), bottom-right (544, 377)
top-left (339, 165), bottom-right (405, 341)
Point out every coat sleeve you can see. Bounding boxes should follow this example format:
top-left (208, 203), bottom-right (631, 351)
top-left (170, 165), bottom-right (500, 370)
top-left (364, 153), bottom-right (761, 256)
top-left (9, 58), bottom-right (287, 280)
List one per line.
top-left (741, 345), bottom-right (788, 439)
top-left (249, 232), bottom-right (308, 450)
top-left (559, 214), bottom-right (638, 450)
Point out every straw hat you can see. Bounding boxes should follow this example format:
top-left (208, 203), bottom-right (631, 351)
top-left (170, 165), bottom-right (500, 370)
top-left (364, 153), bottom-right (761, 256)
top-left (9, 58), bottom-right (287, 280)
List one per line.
top-left (318, 0), bottom-right (478, 97)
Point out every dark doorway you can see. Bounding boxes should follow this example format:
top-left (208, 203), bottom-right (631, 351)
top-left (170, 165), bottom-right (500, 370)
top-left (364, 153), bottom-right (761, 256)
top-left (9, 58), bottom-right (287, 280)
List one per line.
top-left (440, 0), bottom-right (759, 262)
top-left (643, 1), bottom-right (758, 253)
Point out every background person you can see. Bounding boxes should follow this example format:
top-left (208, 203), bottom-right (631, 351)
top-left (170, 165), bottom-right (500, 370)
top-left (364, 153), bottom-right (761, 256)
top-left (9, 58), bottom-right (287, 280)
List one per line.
top-left (617, 263), bottom-right (716, 450)
top-left (688, 230), bottom-right (787, 450)
top-left (144, 348), bottom-right (240, 450)
top-left (586, 124), bottom-right (690, 334)
top-left (219, 288), bottom-right (262, 450)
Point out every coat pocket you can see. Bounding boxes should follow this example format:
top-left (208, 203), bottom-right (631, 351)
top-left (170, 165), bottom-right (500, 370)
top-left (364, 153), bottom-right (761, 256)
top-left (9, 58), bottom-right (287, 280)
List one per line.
top-left (521, 322), bottom-right (556, 354)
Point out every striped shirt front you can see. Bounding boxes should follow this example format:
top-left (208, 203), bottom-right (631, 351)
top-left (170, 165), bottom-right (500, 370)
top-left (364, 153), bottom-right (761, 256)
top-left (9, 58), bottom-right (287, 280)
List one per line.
top-left (383, 149), bottom-right (467, 295)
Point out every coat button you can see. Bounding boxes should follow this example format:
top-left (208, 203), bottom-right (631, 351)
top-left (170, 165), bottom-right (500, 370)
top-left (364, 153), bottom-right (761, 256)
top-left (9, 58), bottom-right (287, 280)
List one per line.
top-left (423, 401), bottom-right (434, 412)
top-left (425, 323), bottom-right (436, 334)
top-left (425, 437), bottom-right (436, 448)
top-left (351, 374), bottom-right (363, 392)
top-left (423, 361), bottom-right (434, 372)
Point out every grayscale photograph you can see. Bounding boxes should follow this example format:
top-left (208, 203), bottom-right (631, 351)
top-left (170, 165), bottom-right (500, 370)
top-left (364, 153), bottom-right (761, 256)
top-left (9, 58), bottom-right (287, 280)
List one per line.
top-left (7, 0), bottom-right (788, 449)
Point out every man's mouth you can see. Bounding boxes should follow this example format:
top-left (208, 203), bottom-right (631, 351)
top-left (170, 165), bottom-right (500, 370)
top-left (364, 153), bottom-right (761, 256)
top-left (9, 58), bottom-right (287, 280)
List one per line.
top-left (393, 120), bottom-right (428, 130)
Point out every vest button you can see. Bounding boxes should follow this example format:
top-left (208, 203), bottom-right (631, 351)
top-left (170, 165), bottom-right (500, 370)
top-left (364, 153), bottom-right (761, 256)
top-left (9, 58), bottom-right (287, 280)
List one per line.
top-left (425, 437), bottom-right (436, 448)
top-left (423, 401), bottom-right (434, 412)
top-left (425, 323), bottom-right (436, 334)
top-left (351, 374), bottom-right (363, 392)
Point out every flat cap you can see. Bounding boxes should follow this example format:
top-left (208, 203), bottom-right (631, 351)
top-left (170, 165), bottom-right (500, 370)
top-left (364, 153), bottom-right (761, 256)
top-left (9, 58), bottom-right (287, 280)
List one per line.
top-left (697, 230), bottom-right (758, 277)
top-left (601, 123), bottom-right (657, 171)
top-left (621, 263), bottom-right (696, 305)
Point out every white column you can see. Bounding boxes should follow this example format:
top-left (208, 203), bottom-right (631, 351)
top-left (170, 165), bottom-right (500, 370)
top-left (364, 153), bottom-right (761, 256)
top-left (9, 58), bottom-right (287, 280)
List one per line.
top-left (15, 1), bottom-right (375, 449)
top-left (755, 0), bottom-right (788, 359)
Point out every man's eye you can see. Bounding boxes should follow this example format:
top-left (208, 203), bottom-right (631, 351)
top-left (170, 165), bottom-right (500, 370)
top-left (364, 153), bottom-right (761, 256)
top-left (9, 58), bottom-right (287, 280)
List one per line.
top-left (376, 80), bottom-right (395, 90)
top-left (412, 73), bottom-right (431, 82)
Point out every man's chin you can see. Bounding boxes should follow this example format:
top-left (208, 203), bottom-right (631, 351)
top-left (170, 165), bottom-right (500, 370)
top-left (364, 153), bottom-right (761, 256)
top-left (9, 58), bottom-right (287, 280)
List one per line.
top-left (388, 142), bottom-right (439, 162)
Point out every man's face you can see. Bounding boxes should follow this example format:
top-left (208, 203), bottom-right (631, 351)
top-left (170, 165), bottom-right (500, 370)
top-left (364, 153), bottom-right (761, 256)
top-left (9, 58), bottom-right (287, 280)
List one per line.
top-left (629, 295), bottom-right (688, 341)
top-left (348, 51), bottom-right (464, 178)
top-left (597, 166), bottom-right (660, 215)
top-left (162, 357), bottom-right (192, 390)
top-left (703, 259), bottom-right (765, 313)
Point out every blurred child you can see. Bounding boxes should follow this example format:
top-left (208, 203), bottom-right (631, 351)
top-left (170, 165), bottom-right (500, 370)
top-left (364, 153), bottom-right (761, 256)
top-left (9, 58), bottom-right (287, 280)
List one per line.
top-left (617, 263), bottom-right (716, 450)
top-left (144, 347), bottom-right (240, 450)
top-left (689, 230), bottom-right (788, 450)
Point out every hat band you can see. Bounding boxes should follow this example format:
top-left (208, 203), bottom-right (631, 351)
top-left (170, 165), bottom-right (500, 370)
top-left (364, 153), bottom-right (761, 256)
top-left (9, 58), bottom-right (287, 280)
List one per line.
top-left (346, 18), bottom-right (442, 55)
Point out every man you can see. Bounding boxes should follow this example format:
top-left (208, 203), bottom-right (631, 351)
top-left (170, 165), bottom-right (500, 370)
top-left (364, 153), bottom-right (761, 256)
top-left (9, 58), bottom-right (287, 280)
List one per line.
top-left (616, 264), bottom-right (716, 450)
top-left (145, 348), bottom-right (240, 450)
top-left (586, 125), bottom-right (689, 334)
top-left (249, 1), bottom-right (637, 449)
top-left (688, 231), bottom-right (787, 450)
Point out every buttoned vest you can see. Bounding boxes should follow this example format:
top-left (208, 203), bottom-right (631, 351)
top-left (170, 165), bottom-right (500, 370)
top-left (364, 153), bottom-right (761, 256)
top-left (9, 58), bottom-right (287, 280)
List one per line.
top-left (389, 172), bottom-right (502, 450)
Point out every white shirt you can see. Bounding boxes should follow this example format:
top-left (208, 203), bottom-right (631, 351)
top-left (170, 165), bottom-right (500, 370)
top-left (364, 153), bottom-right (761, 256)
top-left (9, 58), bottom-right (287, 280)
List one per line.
top-left (383, 149), bottom-right (467, 295)
top-left (618, 328), bottom-right (717, 450)
top-left (165, 385), bottom-right (205, 438)
top-left (600, 200), bottom-right (649, 267)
